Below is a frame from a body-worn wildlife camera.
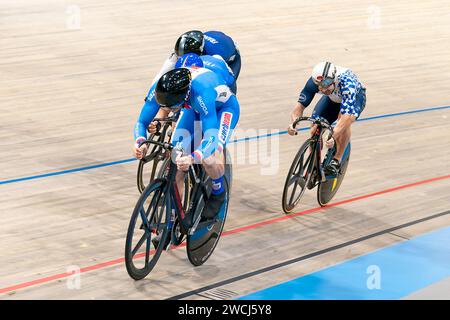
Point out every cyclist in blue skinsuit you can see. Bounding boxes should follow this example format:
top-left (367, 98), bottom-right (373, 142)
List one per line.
top-left (134, 66), bottom-right (239, 230)
top-left (140, 30), bottom-right (240, 138)
top-left (133, 53), bottom-right (236, 155)
top-left (153, 30), bottom-right (241, 94)
top-left (175, 53), bottom-right (236, 89)
top-left (287, 61), bottom-right (367, 176)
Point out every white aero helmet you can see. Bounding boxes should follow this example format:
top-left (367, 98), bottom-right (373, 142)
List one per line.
top-left (311, 61), bottom-right (336, 88)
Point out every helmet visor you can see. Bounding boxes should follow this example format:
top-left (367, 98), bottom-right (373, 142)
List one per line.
top-left (155, 89), bottom-right (189, 108)
top-left (313, 77), bottom-right (335, 88)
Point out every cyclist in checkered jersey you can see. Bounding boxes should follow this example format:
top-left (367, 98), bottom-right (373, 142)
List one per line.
top-left (287, 62), bottom-right (367, 175)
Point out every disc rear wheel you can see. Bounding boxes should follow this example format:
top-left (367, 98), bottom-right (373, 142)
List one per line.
top-left (317, 143), bottom-right (351, 206)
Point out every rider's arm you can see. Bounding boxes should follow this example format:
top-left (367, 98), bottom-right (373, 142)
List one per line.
top-left (192, 91), bottom-right (219, 162)
top-left (291, 103), bottom-right (306, 123)
top-left (291, 77), bottom-right (319, 122)
top-left (133, 83), bottom-right (160, 146)
top-left (150, 52), bottom-right (178, 85)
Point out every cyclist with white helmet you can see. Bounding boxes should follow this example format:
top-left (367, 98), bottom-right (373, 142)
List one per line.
top-left (287, 61), bottom-right (367, 175)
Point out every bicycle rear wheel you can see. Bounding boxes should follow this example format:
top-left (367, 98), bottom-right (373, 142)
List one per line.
top-left (317, 143), bottom-right (351, 206)
top-left (282, 138), bottom-right (315, 213)
top-left (125, 179), bottom-right (171, 280)
top-left (186, 177), bottom-right (230, 266)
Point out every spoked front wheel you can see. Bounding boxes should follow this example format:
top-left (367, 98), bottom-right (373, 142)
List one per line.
top-left (125, 179), bottom-right (171, 280)
top-left (282, 138), bottom-right (315, 213)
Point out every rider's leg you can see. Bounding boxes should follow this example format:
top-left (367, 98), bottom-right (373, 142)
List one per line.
top-left (228, 50), bottom-right (241, 95)
top-left (311, 96), bottom-right (341, 126)
top-left (310, 96), bottom-right (340, 149)
top-left (333, 114), bottom-right (355, 160)
top-left (203, 151), bottom-right (225, 179)
top-left (310, 96), bottom-right (341, 176)
top-left (209, 95), bottom-right (239, 190)
top-left (228, 49), bottom-right (241, 80)
top-left (334, 88), bottom-right (367, 160)
top-left (203, 151), bottom-right (226, 197)
top-left (201, 96), bottom-right (239, 218)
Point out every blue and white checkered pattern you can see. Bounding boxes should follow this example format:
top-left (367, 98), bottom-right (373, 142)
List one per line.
top-left (335, 69), bottom-right (363, 117)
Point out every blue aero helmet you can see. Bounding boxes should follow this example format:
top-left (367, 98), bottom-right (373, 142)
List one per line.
top-left (175, 53), bottom-right (204, 69)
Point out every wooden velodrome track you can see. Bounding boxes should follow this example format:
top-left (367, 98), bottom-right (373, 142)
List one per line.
top-left (1, 0), bottom-right (449, 299)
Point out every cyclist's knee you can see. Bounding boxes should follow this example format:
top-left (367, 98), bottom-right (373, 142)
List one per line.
top-left (310, 124), bottom-right (318, 136)
top-left (203, 151), bottom-right (223, 166)
top-left (338, 113), bottom-right (356, 123)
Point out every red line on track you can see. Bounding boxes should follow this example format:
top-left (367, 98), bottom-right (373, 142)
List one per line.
top-left (1, 174), bottom-right (449, 295)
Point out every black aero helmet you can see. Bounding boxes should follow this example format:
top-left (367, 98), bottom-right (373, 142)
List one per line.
top-left (174, 30), bottom-right (204, 56)
top-left (155, 68), bottom-right (191, 108)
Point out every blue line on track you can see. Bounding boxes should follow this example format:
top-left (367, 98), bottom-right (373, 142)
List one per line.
top-left (1, 105), bottom-right (449, 186)
top-left (0, 159), bottom-right (135, 185)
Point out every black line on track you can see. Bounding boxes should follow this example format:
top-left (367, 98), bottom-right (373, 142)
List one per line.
top-left (166, 209), bottom-right (450, 300)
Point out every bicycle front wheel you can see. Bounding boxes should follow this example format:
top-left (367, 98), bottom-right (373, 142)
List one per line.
top-left (125, 178), bottom-right (171, 280)
top-left (136, 147), bottom-right (167, 193)
top-left (282, 138), bottom-right (315, 213)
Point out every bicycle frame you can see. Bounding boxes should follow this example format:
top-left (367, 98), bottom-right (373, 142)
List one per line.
top-left (311, 125), bottom-right (331, 183)
top-left (159, 154), bottom-right (210, 236)
top-left (293, 117), bottom-right (334, 185)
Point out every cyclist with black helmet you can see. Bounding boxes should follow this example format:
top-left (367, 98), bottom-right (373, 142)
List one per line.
top-left (152, 30), bottom-right (241, 94)
top-left (133, 53), bottom-right (236, 159)
top-left (133, 65), bottom-right (239, 239)
top-left (287, 62), bottom-right (367, 176)
top-left (139, 30), bottom-right (240, 139)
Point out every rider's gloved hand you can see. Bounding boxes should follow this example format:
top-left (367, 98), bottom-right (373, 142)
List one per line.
top-left (147, 121), bottom-right (161, 134)
top-left (287, 124), bottom-right (297, 136)
top-left (133, 139), bottom-right (148, 159)
top-left (176, 154), bottom-right (194, 172)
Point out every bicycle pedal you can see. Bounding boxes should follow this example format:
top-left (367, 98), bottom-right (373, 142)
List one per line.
top-left (152, 235), bottom-right (171, 251)
top-left (307, 177), bottom-right (317, 189)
